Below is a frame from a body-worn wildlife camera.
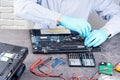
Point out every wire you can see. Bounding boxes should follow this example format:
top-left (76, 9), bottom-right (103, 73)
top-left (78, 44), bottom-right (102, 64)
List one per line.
top-left (30, 57), bottom-right (116, 80)
top-left (37, 63), bottom-right (66, 80)
top-left (30, 57), bottom-right (98, 80)
top-left (30, 57), bottom-right (66, 80)
top-left (70, 72), bottom-right (91, 80)
top-left (80, 74), bottom-right (90, 80)
top-left (90, 67), bottom-right (116, 80)
top-left (90, 71), bottom-right (99, 80)
top-left (70, 72), bottom-right (80, 80)
top-left (38, 62), bottom-right (52, 75)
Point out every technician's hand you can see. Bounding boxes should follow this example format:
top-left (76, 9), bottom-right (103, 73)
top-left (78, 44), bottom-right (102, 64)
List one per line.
top-left (84, 28), bottom-right (109, 47)
top-left (59, 16), bottom-right (91, 37)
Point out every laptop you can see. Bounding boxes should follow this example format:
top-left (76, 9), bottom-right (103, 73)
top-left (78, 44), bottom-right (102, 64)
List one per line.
top-left (30, 28), bottom-right (101, 54)
top-left (0, 42), bottom-right (28, 80)
top-left (30, 28), bottom-right (101, 67)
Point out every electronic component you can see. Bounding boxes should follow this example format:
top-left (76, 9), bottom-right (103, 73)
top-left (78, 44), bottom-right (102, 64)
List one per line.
top-left (68, 52), bottom-right (96, 67)
top-left (99, 62), bottom-right (113, 75)
top-left (30, 29), bottom-right (101, 54)
top-left (51, 58), bottom-right (66, 68)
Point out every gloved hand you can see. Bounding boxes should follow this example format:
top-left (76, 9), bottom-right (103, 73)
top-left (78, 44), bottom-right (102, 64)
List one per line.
top-left (59, 16), bottom-right (91, 37)
top-left (84, 28), bottom-right (109, 47)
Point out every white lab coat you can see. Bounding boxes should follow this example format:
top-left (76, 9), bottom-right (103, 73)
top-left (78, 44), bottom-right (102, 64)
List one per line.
top-left (14, 0), bottom-right (120, 37)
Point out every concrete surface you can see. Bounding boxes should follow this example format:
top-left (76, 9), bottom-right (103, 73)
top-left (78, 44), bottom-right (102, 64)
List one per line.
top-left (0, 29), bottom-right (120, 80)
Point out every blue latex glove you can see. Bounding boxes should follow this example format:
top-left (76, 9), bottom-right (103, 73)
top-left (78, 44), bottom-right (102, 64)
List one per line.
top-left (85, 28), bottom-right (109, 47)
top-left (59, 16), bottom-right (91, 37)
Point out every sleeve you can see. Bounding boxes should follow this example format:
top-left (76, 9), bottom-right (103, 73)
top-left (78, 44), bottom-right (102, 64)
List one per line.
top-left (95, 0), bottom-right (120, 37)
top-left (14, 0), bottom-right (61, 27)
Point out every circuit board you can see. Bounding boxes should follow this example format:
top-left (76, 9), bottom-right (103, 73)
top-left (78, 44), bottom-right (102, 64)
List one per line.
top-left (30, 29), bottom-right (101, 54)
